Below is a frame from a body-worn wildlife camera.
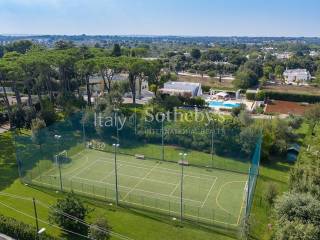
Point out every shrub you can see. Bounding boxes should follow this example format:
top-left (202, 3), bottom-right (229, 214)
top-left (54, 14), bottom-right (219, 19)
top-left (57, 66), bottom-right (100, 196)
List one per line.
top-left (265, 183), bottom-right (278, 206)
top-left (264, 91), bottom-right (320, 103)
top-left (0, 214), bottom-right (55, 240)
top-left (201, 85), bottom-right (211, 93)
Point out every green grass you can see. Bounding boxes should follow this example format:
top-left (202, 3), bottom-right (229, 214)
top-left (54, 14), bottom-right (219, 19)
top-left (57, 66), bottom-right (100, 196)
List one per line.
top-left (248, 123), bottom-right (309, 240)
top-left (24, 148), bottom-right (247, 228)
top-left (0, 165), bottom-right (236, 240)
top-left (248, 158), bottom-right (292, 240)
top-left (1, 131), bottom-right (238, 240)
top-left (0, 131), bottom-right (16, 165)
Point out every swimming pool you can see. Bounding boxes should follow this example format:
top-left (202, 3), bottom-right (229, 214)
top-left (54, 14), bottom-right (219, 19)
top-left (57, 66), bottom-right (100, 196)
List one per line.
top-left (208, 101), bottom-right (241, 109)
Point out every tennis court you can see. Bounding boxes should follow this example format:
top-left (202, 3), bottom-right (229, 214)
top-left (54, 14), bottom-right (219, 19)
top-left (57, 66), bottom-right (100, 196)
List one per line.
top-left (31, 148), bottom-right (248, 227)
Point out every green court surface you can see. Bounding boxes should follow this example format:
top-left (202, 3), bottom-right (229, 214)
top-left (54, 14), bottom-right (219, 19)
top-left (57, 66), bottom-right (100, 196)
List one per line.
top-left (30, 148), bottom-right (248, 227)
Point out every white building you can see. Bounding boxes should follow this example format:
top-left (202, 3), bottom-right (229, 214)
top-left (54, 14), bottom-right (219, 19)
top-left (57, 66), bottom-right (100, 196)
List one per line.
top-left (273, 52), bottom-right (293, 60)
top-left (283, 69), bottom-right (311, 85)
top-left (310, 51), bottom-right (320, 57)
top-left (159, 81), bottom-right (202, 97)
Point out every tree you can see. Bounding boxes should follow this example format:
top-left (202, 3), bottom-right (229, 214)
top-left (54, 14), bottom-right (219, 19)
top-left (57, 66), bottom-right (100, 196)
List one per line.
top-left (190, 48), bottom-right (201, 60)
top-left (88, 218), bottom-right (111, 240)
top-left (0, 45), bottom-right (4, 58)
top-left (275, 65), bottom-right (285, 79)
top-left (76, 59), bottom-right (96, 106)
top-left (305, 104), bottom-right (320, 135)
top-left (50, 191), bottom-right (89, 234)
top-left (208, 70), bottom-right (216, 78)
top-left (274, 193), bottom-right (320, 240)
top-left (112, 44), bottom-right (121, 57)
top-left (239, 126), bottom-right (260, 155)
top-left (263, 66), bottom-right (273, 80)
top-left (238, 110), bottom-right (253, 126)
top-left (243, 60), bottom-right (263, 78)
top-left (31, 118), bottom-right (46, 151)
top-left (95, 57), bottom-right (124, 93)
top-left (54, 40), bottom-right (75, 50)
top-left (5, 40), bottom-right (33, 54)
top-left (233, 69), bottom-right (258, 89)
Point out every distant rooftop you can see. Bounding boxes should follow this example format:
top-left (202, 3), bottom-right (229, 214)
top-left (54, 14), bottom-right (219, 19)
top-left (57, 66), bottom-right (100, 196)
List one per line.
top-left (161, 81), bottom-right (202, 97)
top-left (283, 69), bottom-right (309, 74)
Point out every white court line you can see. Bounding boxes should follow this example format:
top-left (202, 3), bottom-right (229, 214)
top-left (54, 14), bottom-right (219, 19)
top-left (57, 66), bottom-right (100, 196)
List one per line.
top-left (62, 156), bottom-right (89, 176)
top-left (169, 177), bottom-right (182, 196)
top-left (99, 163), bottom-right (123, 182)
top-left (200, 177), bottom-right (218, 208)
top-left (97, 158), bottom-right (216, 181)
top-left (98, 157), bottom-right (217, 178)
top-left (70, 159), bottom-right (99, 179)
top-left (72, 176), bottom-right (202, 204)
top-left (31, 179), bottom-right (239, 227)
top-left (122, 162), bottom-right (161, 200)
top-left (237, 181), bottom-right (248, 225)
top-left (215, 181), bottom-right (247, 217)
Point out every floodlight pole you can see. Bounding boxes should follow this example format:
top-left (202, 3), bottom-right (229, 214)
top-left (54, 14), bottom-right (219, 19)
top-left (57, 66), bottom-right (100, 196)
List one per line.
top-left (33, 198), bottom-right (39, 239)
top-left (54, 135), bottom-right (63, 192)
top-left (161, 118), bottom-right (164, 161)
top-left (113, 143), bottom-right (120, 206)
top-left (114, 109), bottom-right (119, 144)
top-left (211, 130), bottom-right (214, 168)
top-left (179, 152), bottom-right (187, 222)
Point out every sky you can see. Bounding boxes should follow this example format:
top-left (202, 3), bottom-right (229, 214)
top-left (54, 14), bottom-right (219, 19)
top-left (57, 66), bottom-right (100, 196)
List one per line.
top-left (0, 0), bottom-right (319, 37)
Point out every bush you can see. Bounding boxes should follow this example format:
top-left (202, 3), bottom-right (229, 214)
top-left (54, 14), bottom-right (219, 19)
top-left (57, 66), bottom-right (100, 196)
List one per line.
top-left (49, 191), bottom-right (89, 235)
top-left (0, 214), bottom-right (55, 240)
top-left (264, 91), bottom-right (320, 103)
top-left (201, 85), bottom-right (211, 93)
top-left (88, 217), bottom-right (111, 240)
top-left (265, 183), bottom-right (278, 206)
top-left (246, 92), bottom-right (256, 100)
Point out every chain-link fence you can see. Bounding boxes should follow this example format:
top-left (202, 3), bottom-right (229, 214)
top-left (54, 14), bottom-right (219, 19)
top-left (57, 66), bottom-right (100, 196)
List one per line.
top-left (15, 109), bottom-right (262, 237)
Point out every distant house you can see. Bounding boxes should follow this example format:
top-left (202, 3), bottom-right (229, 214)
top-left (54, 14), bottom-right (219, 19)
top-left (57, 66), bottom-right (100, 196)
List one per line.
top-left (273, 52), bottom-right (293, 60)
top-left (286, 143), bottom-right (301, 163)
top-left (283, 69), bottom-right (311, 85)
top-left (309, 50), bottom-right (319, 57)
top-left (159, 81), bottom-right (202, 97)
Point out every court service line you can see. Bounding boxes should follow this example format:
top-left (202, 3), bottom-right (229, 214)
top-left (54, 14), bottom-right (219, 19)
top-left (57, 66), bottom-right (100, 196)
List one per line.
top-left (72, 176), bottom-right (202, 204)
top-left (97, 158), bottom-right (216, 181)
top-left (200, 177), bottom-right (218, 208)
top-left (32, 179), bottom-right (237, 226)
top-left (98, 157), bottom-right (218, 178)
top-left (122, 162), bottom-right (161, 200)
top-left (99, 163), bottom-right (124, 182)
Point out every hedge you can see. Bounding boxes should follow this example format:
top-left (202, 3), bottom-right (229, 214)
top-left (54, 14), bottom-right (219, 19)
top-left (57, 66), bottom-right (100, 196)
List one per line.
top-left (246, 90), bottom-right (320, 103)
top-left (0, 214), bottom-right (55, 240)
top-left (246, 92), bottom-right (256, 100)
top-left (264, 91), bottom-right (320, 103)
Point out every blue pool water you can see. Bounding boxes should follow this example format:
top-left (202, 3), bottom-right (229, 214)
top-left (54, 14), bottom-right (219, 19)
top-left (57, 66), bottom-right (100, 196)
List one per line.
top-left (209, 101), bottom-right (240, 109)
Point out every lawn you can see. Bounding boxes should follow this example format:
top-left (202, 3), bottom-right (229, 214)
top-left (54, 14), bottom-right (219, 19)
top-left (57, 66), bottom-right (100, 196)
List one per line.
top-left (248, 122), bottom-right (309, 239)
top-left (248, 158), bottom-right (292, 240)
top-left (0, 131), bottom-right (237, 240)
top-left (24, 148), bottom-right (247, 228)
